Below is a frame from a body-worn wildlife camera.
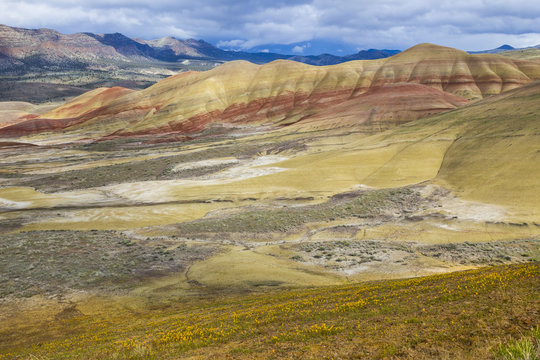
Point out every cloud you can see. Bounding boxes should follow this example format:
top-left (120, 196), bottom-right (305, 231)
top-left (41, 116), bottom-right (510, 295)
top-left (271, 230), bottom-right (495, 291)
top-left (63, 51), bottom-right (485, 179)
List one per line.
top-left (217, 39), bottom-right (247, 49)
top-left (0, 0), bottom-right (539, 52)
top-left (292, 42), bottom-right (311, 53)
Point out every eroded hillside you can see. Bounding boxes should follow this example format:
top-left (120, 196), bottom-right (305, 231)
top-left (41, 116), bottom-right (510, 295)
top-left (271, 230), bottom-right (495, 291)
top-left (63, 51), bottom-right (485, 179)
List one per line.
top-left (1, 44), bottom-right (539, 142)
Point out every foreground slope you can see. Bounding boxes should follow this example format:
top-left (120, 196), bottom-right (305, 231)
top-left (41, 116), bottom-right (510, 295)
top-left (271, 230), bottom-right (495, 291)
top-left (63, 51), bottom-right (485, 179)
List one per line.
top-left (1, 263), bottom-right (538, 359)
top-left (1, 44), bottom-right (539, 142)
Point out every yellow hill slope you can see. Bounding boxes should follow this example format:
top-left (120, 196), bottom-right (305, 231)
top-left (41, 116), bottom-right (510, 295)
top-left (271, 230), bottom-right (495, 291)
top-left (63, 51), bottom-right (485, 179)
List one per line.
top-left (347, 80), bottom-right (540, 218)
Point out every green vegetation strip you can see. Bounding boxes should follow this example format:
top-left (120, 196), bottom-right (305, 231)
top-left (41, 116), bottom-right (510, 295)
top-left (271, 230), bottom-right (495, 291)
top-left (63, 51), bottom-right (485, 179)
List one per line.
top-left (1, 263), bottom-right (538, 359)
top-left (179, 188), bottom-right (420, 233)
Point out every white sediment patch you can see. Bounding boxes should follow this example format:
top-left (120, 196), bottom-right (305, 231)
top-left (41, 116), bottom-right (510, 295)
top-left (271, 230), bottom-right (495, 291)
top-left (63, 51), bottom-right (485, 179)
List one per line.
top-left (0, 197), bottom-right (32, 210)
top-left (343, 265), bottom-right (370, 276)
top-left (200, 155), bottom-right (288, 181)
top-left (438, 198), bottom-right (508, 222)
top-left (418, 184), bottom-right (508, 222)
top-left (0, 186), bottom-right (117, 210)
top-left (433, 223), bottom-right (459, 231)
top-left (0, 156), bottom-right (289, 211)
top-left (353, 184), bottom-right (375, 190)
top-left (102, 155), bottom-right (289, 203)
top-left (172, 158), bottom-right (239, 172)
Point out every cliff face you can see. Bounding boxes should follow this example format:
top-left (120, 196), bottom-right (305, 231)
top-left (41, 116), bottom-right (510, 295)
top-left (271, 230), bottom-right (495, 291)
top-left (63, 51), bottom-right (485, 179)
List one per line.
top-left (1, 44), bottom-right (539, 140)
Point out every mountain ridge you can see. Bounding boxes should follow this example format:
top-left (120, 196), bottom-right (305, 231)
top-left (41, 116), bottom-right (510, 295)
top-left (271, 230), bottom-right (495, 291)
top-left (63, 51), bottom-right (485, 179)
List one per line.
top-left (0, 24), bottom-right (401, 73)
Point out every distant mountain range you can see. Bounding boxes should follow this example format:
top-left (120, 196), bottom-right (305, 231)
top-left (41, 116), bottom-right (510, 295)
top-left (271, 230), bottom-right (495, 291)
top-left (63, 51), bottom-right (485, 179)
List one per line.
top-left (2, 23), bottom-right (540, 74)
top-left (0, 24), bottom-right (401, 74)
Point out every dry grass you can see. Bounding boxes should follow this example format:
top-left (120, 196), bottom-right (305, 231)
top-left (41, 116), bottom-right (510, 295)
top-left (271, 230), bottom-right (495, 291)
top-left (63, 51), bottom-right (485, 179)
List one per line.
top-left (0, 263), bottom-right (538, 359)
top-left (0, 230), bottom-right (217, 297)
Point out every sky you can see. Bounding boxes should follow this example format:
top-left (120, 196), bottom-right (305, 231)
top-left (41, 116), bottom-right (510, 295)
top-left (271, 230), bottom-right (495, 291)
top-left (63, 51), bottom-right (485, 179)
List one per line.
top-left (1, 0), bottom-right (539, 55)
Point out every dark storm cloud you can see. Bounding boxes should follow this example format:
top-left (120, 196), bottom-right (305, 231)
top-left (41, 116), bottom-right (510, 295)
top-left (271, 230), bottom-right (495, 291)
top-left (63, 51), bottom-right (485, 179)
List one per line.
top-left (0, 0), bottom-right (539, 51)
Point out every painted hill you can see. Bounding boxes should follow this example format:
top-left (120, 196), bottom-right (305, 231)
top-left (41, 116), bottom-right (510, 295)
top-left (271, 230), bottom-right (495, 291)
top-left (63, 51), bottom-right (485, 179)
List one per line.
top-left (1, 43), bottom-right (539, 141)
top-left (188, 79), bottom-right (540, 221)
top-left (499, 48), bottom-right (540, 61)
top-left (434, 81), bottom-right (540, 213)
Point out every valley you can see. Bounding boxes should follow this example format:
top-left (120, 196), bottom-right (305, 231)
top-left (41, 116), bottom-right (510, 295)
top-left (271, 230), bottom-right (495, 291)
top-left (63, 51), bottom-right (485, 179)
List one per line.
top-left (0, 42), bottom-right (539, 359)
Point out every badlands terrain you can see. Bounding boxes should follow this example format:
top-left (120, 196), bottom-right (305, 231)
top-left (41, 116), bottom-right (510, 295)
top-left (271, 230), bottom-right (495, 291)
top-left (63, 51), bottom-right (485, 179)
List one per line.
top-left (0, 24), bottom-right (401, 103)
top-left (0, 43), bottom-right (539, 359)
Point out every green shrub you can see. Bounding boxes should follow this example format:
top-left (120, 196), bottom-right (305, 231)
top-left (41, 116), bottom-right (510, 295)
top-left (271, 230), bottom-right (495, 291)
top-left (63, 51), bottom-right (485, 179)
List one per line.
top-left (496, 326), bottom-right (540, 360)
